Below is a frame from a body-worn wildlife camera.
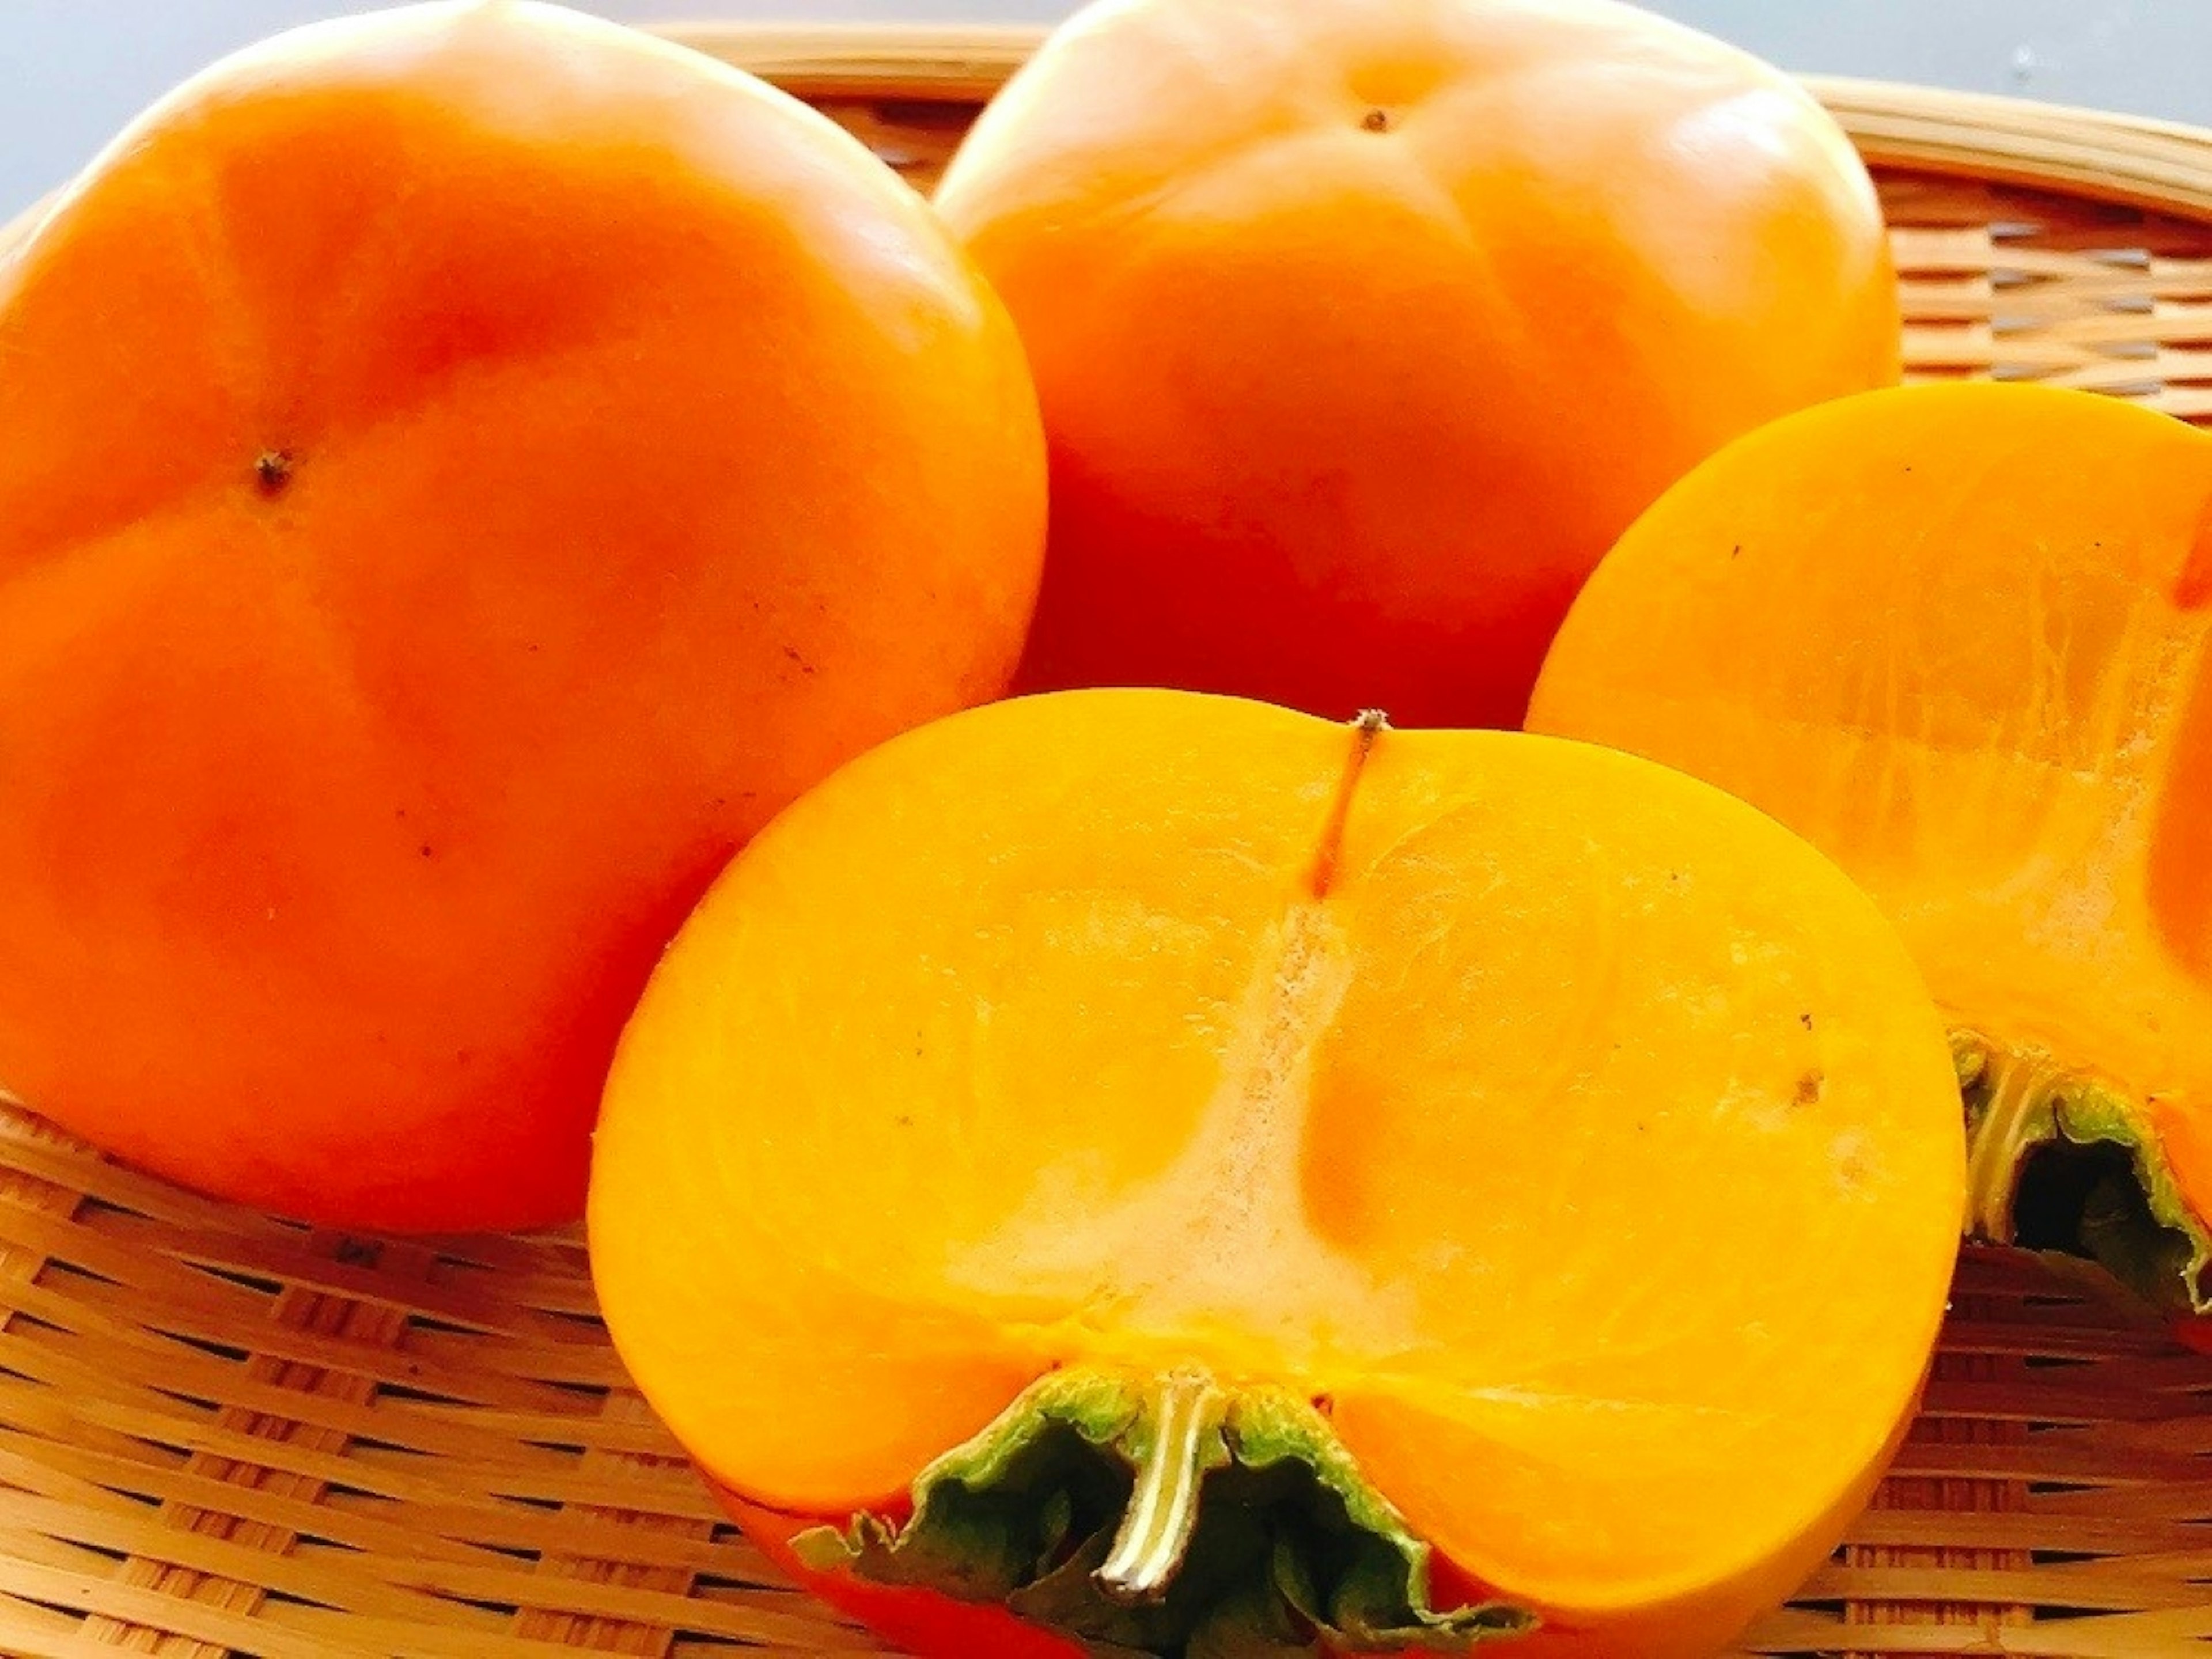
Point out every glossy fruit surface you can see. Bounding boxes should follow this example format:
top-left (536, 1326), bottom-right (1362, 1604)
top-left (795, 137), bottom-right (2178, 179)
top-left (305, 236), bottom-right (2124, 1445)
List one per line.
top-left (936, 0), bottom-right (1900, 728)
top-left (0, 0), bottom-right (1045, 1229)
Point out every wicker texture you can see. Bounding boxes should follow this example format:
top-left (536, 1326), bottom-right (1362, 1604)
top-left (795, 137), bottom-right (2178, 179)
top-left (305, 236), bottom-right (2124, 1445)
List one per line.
top-left (2, 22), bottom-right (2210, 1658)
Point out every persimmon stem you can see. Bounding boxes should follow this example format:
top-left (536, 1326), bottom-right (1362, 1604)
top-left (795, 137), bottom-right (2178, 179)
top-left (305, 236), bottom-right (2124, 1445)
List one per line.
top-left (1094, 1368), bottom-right (1229, 1603)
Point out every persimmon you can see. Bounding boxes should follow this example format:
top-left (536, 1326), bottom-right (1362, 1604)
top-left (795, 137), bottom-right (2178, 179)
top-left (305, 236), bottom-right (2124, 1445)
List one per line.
top-left (1528, 381), bottom-right (2212, 1309)
top-left (0, 0), bottom-right (1045, 1231)
top-left (932, 0), bottom-right (1900, 730)
top-left (589, 688), bottom-right (1965, 1659)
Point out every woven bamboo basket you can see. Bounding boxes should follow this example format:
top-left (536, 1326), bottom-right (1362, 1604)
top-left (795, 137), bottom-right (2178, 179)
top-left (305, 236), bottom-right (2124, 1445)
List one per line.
top-left (5, 19), bottom-right (2212, 1659)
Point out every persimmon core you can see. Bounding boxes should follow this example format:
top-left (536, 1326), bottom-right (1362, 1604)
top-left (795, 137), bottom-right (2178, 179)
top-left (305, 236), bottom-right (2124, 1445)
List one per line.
top-left (940, 709), bottom-right (1403, 1377)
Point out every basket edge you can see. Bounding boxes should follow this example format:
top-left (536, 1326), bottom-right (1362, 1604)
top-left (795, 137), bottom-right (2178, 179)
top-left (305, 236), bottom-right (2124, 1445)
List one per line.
top-left (657, 19), bottom-right (2212, 224)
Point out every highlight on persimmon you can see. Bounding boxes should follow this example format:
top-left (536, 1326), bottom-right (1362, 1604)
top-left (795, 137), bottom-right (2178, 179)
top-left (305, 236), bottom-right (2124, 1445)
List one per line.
top-left (589, 688), bottom-right (1967, 1659)
top-left (1529, 380), bottom-right (2212, 1311)
top-left (934, 0), bottom-right (1902, 730)
top-left (0, 0), bottom-right (1046, 1231)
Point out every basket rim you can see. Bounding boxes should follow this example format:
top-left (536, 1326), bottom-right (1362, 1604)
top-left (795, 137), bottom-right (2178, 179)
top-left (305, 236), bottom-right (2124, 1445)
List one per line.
top-left (658, 19), bottom-right (2212, 223)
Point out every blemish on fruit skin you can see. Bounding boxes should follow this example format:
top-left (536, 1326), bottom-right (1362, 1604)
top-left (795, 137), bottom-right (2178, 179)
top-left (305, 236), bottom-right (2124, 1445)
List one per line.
top-left (1834, 1132), bottom-right (1873, 1191)
top-left (1360, 108), bottom-right (1392, 132)
top-left (1793, 1069), bottom-right (1825, 1107)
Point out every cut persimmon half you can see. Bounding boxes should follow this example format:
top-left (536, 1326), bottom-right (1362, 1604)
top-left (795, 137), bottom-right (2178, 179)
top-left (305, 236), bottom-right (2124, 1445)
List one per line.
top-left (1531, 380), bottom-right (2212, 1311)
top-left (589, 689), bottom-right (1964, 1659)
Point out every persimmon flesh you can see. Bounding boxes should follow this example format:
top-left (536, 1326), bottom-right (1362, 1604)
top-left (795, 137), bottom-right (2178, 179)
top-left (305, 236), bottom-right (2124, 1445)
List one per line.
top-left (1529, 381), bottom-right (2212, 1308)
top-left (0, 0), bottom-right (1044, 1229)
top-left (590, 689), bottom-right (1965, 1659)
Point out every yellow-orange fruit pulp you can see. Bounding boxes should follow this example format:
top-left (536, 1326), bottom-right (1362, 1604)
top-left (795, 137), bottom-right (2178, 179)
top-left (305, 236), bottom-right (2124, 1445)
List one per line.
top-left (591, 689), bottom-right (1965, 1659)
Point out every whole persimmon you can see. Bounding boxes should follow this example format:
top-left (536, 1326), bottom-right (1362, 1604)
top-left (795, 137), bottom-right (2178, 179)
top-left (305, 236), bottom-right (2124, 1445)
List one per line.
top-left (934, 0), bottom-right (1899, 728)
top-left (0, 1), bottom-right (1045, 1231)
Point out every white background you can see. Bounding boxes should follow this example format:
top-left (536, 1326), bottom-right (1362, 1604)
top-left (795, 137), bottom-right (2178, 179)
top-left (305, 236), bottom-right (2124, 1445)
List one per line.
top-left (1, 2), bottom-right (2204, 217)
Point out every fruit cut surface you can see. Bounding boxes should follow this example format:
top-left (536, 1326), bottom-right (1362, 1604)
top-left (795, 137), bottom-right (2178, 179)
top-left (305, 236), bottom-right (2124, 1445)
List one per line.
top-left (1529, 381), bottom-right (2212, 1306)
top-left (591, 688), bottom-right (1965, 1659)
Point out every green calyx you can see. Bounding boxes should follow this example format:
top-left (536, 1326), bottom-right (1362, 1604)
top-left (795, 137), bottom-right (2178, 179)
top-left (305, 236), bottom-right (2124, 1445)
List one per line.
top-left (792, 1366), bottom-right (1533, 1658)
top-left (1959, 1030), bottom-right (2212, 1313)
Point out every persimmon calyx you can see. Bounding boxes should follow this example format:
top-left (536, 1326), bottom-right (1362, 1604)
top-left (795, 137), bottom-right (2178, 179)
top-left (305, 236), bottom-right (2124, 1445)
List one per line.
top-left (791, 1365), bottom-right (1533, 1657)
top-left (1960, 1032), bottom-right (2212, 1313)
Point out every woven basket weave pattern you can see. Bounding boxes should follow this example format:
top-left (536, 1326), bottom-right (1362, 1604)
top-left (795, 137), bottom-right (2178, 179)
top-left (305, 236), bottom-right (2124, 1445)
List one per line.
top-left (2, 25), bottom-right (2209, 1659)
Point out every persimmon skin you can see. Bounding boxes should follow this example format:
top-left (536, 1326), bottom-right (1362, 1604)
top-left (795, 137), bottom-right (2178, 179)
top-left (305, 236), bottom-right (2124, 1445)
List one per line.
top-left (0, 1), bottom-right (1044, 1230)
top-left (722, 1492), bottom-right (1089, 1659)
top-left (934, 0), bottom-right (1900, 729)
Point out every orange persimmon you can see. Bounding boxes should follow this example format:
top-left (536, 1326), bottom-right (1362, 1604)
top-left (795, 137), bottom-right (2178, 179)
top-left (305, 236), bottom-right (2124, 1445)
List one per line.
top-left (590, 688), bottom-right (1965, 1659)
top-left (933, 0), bottom-right (1900, 729)
top-left (0, 1), bottom-right (1044, 1231)
top-left (1529, 381), bottom-right (2212, 1309)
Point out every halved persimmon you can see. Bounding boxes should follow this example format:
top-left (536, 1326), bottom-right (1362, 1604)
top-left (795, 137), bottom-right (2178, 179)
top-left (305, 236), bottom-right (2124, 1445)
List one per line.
top-left (589, 689), bottom-right (1964, 1659)
top-left (1530, 381), bottom-right (2212, 1309)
